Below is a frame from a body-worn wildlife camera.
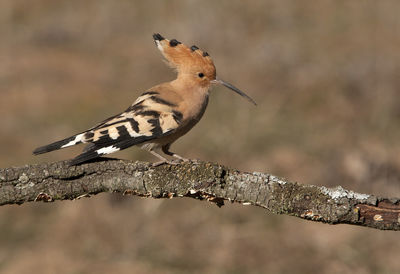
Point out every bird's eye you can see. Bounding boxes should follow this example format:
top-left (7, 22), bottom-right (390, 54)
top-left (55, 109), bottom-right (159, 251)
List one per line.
top-left (198, 73), bottom-right (205, 78)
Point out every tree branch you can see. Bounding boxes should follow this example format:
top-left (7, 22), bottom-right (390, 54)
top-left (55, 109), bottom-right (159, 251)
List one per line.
top-left (1, 159), bottom-right (399, 230)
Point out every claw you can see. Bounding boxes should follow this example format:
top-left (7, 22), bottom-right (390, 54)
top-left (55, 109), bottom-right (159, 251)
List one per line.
top-left (171, 154), bottom-right (189, 162)
top-left (152, 160), bottom-right (180, 167)
top-left (189, 158), bottom-right (201, 165)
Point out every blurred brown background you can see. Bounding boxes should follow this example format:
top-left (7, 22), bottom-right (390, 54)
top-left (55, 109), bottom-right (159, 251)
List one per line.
top-left (1, 1), bottom-right (400, 273)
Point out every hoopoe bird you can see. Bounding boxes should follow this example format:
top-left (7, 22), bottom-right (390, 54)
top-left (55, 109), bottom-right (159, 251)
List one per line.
top-left (33, 33), bottom-right (256, 166)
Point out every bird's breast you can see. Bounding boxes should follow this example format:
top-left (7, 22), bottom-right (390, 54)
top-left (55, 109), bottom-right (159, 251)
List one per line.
top-left (181, 93), bottom-right (209, 128)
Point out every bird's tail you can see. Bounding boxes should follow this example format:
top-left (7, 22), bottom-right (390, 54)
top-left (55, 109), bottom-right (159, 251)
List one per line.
top-left (33, 133), bottom-right (85, 155)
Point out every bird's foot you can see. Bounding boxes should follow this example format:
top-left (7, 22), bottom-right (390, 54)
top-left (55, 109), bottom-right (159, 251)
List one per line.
top-left (152, 159), bottom-right (185, 167)
top-left (187, 158), bottom-right (202, 165)
top-left (171, 154), bottom-right (189, 162)
top-left (152, 157), bottom-right (202, 167)
top-left (172, 154), bottom-right (204, 164)
top-left (152, 160), bottom-right (174, 167)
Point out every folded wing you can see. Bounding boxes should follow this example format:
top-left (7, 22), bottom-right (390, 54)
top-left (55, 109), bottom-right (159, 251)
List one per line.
top-left (34, 90), bottom-right (184, 165)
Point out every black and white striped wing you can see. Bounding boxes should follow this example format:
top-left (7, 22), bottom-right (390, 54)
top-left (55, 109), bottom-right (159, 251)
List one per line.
top-left (69, 91), bottom-right (183, 165)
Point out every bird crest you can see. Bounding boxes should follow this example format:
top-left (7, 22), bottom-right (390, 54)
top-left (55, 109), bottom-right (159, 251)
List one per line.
top-left (153, 33), bottom-right (216, 80)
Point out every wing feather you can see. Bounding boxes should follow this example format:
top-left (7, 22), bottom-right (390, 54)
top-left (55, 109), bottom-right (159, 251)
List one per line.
top-left (70, 90), bottom-right (183, 165)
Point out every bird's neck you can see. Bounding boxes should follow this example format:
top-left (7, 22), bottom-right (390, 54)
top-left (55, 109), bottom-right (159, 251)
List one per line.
top-left (169, 76), bottom-right (210, 122)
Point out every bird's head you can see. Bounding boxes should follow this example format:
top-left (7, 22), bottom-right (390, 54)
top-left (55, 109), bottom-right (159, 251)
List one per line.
top-left (153, 33), bottom-right (256, 105)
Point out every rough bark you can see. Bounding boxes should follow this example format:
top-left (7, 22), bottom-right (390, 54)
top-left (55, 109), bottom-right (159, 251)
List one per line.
top-left (1, 159), bottom-right (399, 231)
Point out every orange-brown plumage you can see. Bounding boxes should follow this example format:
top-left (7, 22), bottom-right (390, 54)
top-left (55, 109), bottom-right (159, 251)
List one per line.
top-left (155, 36), bottom-right (216, 80)
top-left (33, 33), bottom-right (255, 165)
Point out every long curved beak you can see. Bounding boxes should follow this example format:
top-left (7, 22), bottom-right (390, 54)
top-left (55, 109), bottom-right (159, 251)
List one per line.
top-left (212, 78), bottom-right (257, 105)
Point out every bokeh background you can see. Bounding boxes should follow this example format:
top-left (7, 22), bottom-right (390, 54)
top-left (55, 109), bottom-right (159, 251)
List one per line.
top-left (1, 1), bottom-right (400, 273)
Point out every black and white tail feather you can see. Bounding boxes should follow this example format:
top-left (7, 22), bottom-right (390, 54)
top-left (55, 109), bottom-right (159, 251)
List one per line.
top-left (33, 90), bottom-right (182, 165)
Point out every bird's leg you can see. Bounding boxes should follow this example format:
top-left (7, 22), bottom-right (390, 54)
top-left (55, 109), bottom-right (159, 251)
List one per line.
top-left (149, 150), bottom-right (181, 167)
top-left (162, 144), bottom-right (190, 163)
top-left (150, 150), bottom-right (174, 167)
